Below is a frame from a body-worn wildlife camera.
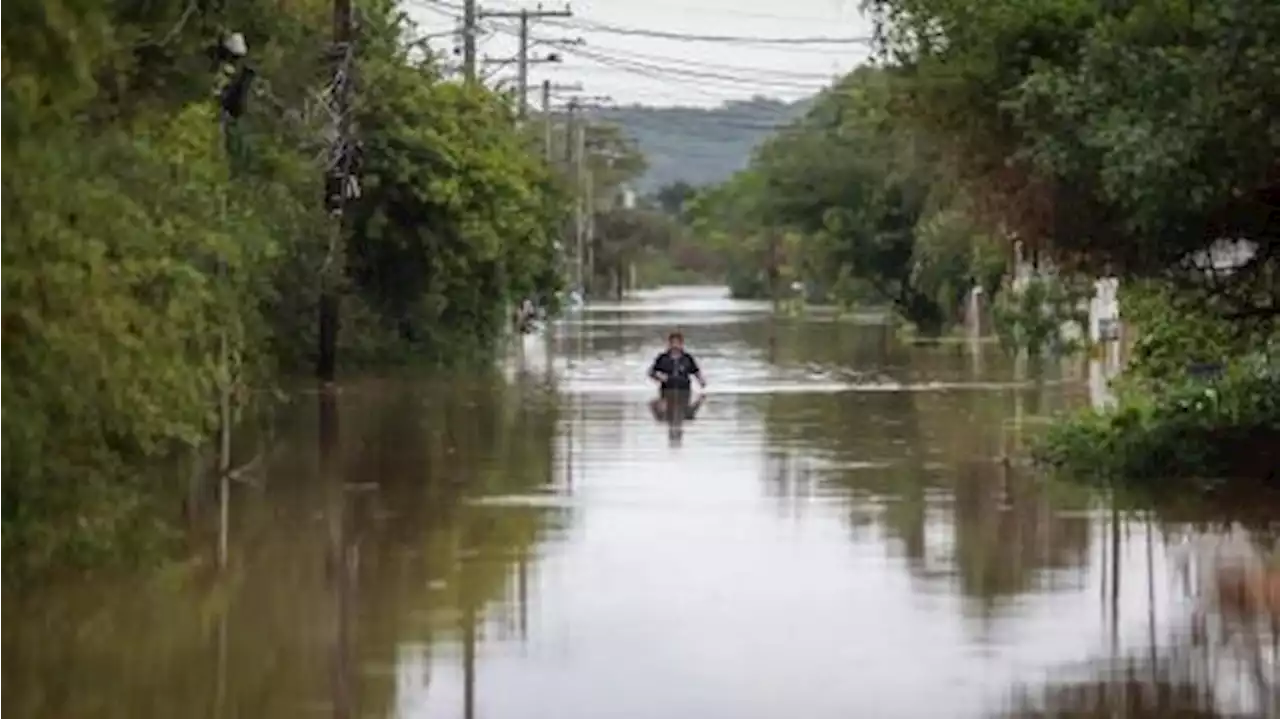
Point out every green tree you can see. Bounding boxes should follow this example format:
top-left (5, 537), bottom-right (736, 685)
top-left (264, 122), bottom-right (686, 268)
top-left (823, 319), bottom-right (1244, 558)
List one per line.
top-left (685, 68), bottom-right (999, 330)
top-left (1, 0), bottom-right (573, 575)
top-left (653, 180), bottom-right (698, 218)
top-left (346, 53), bottom-right (566, 365)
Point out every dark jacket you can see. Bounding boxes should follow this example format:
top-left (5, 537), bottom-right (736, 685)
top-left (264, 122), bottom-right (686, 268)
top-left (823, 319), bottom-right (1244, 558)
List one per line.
top-left (649, 350), bottom-right (701, 391)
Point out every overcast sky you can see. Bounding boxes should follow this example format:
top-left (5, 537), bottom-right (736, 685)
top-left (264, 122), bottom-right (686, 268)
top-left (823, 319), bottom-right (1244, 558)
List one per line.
top-left (403, 0), bottom-right (875, 108)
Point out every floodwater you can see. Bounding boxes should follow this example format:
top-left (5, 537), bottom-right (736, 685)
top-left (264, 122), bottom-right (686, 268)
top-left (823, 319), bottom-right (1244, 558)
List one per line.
top-left (5, 286), bottom-right (1278, 718)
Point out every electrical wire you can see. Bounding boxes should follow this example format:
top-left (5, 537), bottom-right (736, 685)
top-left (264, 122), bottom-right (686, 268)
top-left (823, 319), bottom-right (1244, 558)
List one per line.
top-left (408, 0), bottom-right (871, 45)
top-left (405, 0), bottom-right (855, 106)
top-left (553, 44), bottom-right (826, 92)
top-left (542, 17), bottom-right (872, 45)
top-left (462, 25), bottom-right (802, 88)
top-left (550, 40), bottom-right (844, 82)
top-left (470, 19), bottom-right (853, 94)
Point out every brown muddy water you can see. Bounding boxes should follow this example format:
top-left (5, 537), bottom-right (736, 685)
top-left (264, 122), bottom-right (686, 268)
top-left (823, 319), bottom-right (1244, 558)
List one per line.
top-left (4, 286), bottom-right (1278, 718)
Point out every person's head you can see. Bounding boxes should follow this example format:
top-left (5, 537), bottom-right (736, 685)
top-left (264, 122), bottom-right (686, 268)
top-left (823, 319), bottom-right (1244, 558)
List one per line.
top-left (667, 331), bottom-right (684, 355)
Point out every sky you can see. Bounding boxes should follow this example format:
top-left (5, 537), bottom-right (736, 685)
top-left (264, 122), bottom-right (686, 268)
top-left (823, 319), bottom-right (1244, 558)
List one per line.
top-left (402, 0), bottom-right (875, 108)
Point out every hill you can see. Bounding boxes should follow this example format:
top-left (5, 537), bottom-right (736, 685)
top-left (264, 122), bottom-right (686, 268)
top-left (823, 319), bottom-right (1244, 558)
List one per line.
top-left (588, 96), bottom-right (812, 193)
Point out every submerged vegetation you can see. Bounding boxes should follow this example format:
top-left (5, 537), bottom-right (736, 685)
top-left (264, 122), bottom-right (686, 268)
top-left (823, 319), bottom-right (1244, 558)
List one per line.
top-left (2, 0), bottom-right (567, 575)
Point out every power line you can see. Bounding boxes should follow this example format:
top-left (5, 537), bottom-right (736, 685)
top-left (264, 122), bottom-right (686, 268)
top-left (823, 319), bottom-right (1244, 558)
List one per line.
top-left (543, 17), bottom-right (873, 45)
top-left (542, 36), bottom-right (844, 81)
top-left (553, 44), bottom-right (826, 92)
top-left (586, 107), bottom-right (799, 133)
top-left (470, 24), bottom-right (818, 85)
top-left (474, 21), bottom-right (853, 99)
top-left (410, 1), bottom-right (871, 45)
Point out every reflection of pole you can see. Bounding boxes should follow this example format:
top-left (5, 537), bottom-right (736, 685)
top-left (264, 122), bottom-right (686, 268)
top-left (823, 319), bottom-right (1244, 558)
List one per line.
top-left (1099, 511), bottom-right (1108, 619)
top-left (517, 553), bottom-right (529, 640)
top-left (1146, 516), bottom-right (1157, 676)
top-left (1109, 496), bottom-right (1120, 656)
top-left (215, 608), bottom-right (228, 718)
top-left (576, 320), bottom-right (585, 486)
top-left (462, 587), bottom-right (477, 719)
top-left (322, 389), bottom-right (352, 719)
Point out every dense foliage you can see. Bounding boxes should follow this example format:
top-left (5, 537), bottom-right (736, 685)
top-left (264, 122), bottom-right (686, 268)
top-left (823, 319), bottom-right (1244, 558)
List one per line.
top-left (671, 0), bottom-right (1279, 481)
top-left (2, 0), bottom-right (567, 575)
top-left (1036, 282), bottom-right (1279, 484)
top-left (681, 69), bottom-right (1005, 330)
top-left (864, 0), bottom-right (1278, 317)
top-left (856, 0), bottom-right (1279, 483)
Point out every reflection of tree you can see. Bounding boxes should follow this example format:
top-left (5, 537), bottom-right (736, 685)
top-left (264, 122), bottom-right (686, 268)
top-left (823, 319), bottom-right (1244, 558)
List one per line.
top-left (951, 461), bottom-right (1091, 609)
top-left (758, 327), bottom-right (1093, 611)
top-left (1001, 659), bottom-right (1226, 718)
top-left (1, 376), bottom-right (565, 719)
top-left (1001, 519), bottom-right (1280, 719)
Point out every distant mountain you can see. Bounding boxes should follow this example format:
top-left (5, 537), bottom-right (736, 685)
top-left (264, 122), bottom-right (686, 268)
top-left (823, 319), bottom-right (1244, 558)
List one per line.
top-left (588, 96), bottom-right (813, 194)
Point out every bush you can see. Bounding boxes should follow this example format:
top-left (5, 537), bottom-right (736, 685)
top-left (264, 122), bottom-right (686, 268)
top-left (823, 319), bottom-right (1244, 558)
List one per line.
top-left (1036, 367), bottom-right (1280, 486)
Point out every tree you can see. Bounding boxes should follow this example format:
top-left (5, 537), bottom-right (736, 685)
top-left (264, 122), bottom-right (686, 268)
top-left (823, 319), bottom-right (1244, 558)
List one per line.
top-left (1, 0), bottom-right (573, 574)
top-left (347, 54), bottom-right (565, 363)
top-left (653, 180), bottom-right (698, 218)
top-left (865, 0), bottom-right (1279, 323)
top-left (688, 68), bottom-right (997, 331)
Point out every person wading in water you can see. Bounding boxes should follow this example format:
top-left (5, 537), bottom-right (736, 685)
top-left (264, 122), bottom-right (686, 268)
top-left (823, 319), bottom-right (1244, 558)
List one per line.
top-left (648, 331), bottom-right (706, 393)
top-left (647, 331), bottom-right (706, 431)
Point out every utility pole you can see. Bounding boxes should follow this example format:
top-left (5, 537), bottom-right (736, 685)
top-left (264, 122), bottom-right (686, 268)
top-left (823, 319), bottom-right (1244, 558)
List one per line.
top-left (319, 0), bottom-right (357, 382)
top-left (564, 98), bottom-right (577, 165)
top-left (518, 10), bottom-right (529, 116)
top-left (463, 0), bottom-right (477, 82)
top-left (573, 119), bottom-right (586, 294)
top-left (476, 5), bottom-right (571, 116)
top-left (584, 164), bottom-right (594, 297)
top-left (541, 82), bottom-right (582, 161)
top-left (212, 31), bottom-right (251, 571)
top-left (542, 80), bottom-right (552, 162)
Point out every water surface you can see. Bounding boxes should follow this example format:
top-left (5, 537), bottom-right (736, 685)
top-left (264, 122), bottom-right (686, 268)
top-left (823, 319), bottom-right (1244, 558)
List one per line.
top-left (5, 287), bottom-right (1277, 718)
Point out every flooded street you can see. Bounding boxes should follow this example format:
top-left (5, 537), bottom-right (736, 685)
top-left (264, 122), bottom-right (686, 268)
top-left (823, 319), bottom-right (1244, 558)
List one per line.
top-left (5, 287), bottom-right (1277, 718)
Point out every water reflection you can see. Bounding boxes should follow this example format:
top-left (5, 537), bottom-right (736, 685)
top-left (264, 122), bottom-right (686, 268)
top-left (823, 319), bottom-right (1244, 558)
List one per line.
top-left (5, 287), bottom-right (1277, 719)
top-left (3, 376), bottom-right (564, 719)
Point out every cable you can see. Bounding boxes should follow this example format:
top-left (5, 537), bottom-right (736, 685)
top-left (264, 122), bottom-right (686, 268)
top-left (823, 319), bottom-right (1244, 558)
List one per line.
top-left (585, 106), bottom-right (801, 132)
top-left (468, 23), bottom-right (819, 89)
top-left (473, 20), bottom-right (852, 93)
top-left (555, 44), bottom-right (825, 92)
top-left (551, 40), bottom-right (843, 82)
top-left (408, 0), bottom-right (871, 45)
top-left (410, 1), bottom-right (461, 20)
top-left (543, 17), bottom-right (872, 45)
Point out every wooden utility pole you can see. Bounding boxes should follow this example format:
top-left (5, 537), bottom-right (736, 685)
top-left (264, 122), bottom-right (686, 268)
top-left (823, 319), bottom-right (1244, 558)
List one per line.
top-left (584, 165), bottom-right (594, 297)
top-left (542, 80), bottom-right (553, 161)
top-left (517, 10), bottom-right (529, 116)
top-left (476, 5), bottom-right (571, 117)
top-left (541, 82), bottom-right (582, 161)
top-left (463, 0), bottom-right (477, 82)
top-left (572, 118), bottom-right (586, 294)
top-left (318, 0), bottom-right (356, 383)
